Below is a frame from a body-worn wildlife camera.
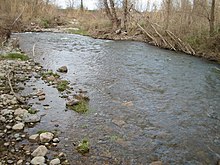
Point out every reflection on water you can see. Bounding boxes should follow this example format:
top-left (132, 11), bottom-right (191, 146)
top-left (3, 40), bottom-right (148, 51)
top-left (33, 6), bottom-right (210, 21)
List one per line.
top-left (16, 32), bottom-right (220, 164)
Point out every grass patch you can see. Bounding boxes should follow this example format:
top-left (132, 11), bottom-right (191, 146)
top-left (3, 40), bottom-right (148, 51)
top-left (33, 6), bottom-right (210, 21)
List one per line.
top-left (70, 101), bottom-right (88, 113)
top-left (0, 53), bottom-right (29, 61)
top-left (41, 70), bottom-right (60, 80)
top-left (67, 28), bottom-right (88, 35)
top-left (57, 80), bottom-right (69, 92)
top-left (76, 138), bottom-right (89, 154)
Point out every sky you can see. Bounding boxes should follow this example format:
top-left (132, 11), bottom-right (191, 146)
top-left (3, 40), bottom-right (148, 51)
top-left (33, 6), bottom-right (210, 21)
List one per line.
top-left (54, 0), bottom-right (162, 10)
top-left (55, 0), bottom-right (97, 10)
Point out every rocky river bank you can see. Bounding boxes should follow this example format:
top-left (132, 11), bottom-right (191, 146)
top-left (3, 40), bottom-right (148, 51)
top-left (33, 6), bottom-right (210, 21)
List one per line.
top-left (0, 38), bottom-right (89, 165)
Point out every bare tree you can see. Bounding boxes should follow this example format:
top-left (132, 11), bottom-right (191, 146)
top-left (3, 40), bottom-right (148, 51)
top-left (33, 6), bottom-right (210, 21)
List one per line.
top-left (66, 0), bottom-right (74, 8)
top-left (103, 0), bottom-right (120, 29)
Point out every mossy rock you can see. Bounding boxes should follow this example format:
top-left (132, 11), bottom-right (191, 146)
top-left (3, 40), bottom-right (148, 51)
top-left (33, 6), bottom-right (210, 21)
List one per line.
top-left (70, 101), bottom-right (88, 113)
top-left (0, 53), bottom-right (29, 61)
top-left (57, 80), bottom-right (69, 92)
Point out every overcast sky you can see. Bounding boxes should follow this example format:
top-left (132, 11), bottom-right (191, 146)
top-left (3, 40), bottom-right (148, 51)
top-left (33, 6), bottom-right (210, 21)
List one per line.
top-left (55, 0), bottom-right (97, 9)
top-left (54, 0), bottom-right (162, 10)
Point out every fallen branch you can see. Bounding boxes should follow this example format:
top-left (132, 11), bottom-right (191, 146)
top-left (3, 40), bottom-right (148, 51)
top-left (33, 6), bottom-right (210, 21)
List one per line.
top-left (7, 70), bottom-right (25, 104)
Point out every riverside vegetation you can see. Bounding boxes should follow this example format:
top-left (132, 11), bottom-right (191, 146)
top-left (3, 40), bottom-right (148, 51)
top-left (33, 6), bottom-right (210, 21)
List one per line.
top-left (0, 0), bottom-right (220, 62)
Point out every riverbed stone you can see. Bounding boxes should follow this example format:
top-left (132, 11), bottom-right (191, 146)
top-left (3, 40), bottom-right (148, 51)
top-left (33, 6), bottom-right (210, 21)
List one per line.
top-left (38, 95), bottom-right (46, 100)
top-left (66, 99), bottom-right (79, 106)
top-left (150, 161), bottom-right (163, 165)
top-left (23, 113), bottom-right (41, 123)
top-left (57, 66), bottom-right (68, 73)
top-left (30, 156), bottom-right (45, 165)
top-left (12, 123), bottom-right (24, 130)
top-left (35, 90), bottom-right (45, 96)
top-left (40, 132), bottom-right (54, 143)
top-left (49, 158), bottom-right (60, 165)
top-left (14, 108), bottom-right (28, 116)
top-left (31, 145), bottom-right (48, 157)
top-left (29, 134), bottom-right (39, 141)
top-left (112, 119), bottom-right (126, 127)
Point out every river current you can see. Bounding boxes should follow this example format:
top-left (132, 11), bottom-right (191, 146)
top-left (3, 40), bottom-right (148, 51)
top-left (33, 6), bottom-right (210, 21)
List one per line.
top-left (16, 32), bottom-right (220, 165)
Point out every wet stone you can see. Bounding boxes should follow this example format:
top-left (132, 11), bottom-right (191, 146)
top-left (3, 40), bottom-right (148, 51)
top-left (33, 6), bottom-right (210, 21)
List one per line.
top-left (40, 132), bottom-right (54, 143)
top-left (30, 156), bottom-right (45, 165)
top-left (29, 134), bottom-right (39, 141)
top-left (50, 158), bottom-right (60, 165)
top-left (57, 66), bottom-right (68, 73)
top-left (31, 145), bottom-right (48, 157)
top-left (12, 123), bottom-right (24, 130)
top-left (7, 160), bottom-right (14, 164)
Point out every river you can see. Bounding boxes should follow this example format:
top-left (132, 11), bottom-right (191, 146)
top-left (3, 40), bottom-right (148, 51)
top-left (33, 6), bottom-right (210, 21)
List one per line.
top-left (15, 32), bottom-right (220, 165)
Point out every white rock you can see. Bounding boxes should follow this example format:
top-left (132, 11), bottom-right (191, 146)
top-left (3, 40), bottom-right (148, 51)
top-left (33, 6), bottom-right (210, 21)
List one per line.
top-left (12, 123), bottom-right (24, 130)
top-left (40, 132), bottom-right (54, 143)
top-left (17, 160), bottom-right (23, 165)
top-left (29, 134), bottom-right (39, 141)
top-left (31, 145), bottom-right (48, 157)
top-left (50, 158), bottom-right (60, 165)
top-left (30, 156), bottom-right (45, 165)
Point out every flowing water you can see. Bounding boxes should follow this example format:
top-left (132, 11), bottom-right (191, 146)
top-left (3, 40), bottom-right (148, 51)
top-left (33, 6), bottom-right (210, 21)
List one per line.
top-left (15, 32), bottom-right (220, 165)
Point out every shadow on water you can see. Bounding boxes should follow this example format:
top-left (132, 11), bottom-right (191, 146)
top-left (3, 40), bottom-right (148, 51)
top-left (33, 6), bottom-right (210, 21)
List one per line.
top-left (15, 32), bottom-right (220, 164)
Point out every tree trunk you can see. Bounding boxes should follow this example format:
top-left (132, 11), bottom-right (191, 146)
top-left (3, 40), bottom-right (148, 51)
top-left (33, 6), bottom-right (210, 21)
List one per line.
top-left (80, 0), bottom-right (84, 11)
top-left (103, 0), bottom-right (120, 29)
top-left (210, 0), bottom-right (215, 36)
top-left (165, 0), bottom-right (172, 30)
top-left (123, 0), bottom-right (128, 31)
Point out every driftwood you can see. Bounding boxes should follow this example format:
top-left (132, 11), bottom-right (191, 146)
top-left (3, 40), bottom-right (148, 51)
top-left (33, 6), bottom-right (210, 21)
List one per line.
top-left (136, 23), bottom-right (158, 45)
top-left (129, 6), bottom-right (195, 55)
top-left (7, 70), bottom-right (26, 104)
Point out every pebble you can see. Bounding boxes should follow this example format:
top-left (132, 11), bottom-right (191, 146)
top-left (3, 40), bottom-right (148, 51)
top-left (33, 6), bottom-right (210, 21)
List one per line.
top-left (29, 134), bottom-right (39, 141)
top-left (150, 161), bottom-right (163, 165)
top-left (50, 158), bottom-right (61, 165)
top-left (17, 160), bottom-right (23, 165)
top-left (7, 160), bottom-right (14, 164)
top-left (12, 123), bottom-right (25, 130)
top-left (4, 142), bottom-right (10, 146)
top-left (53, 138), bottom-right (60, 143)
top-left (38, 95), bottom-right (46, 100)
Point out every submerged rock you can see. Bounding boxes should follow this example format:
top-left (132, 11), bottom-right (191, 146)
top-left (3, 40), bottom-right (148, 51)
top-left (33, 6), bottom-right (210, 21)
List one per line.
top-left (150, 161), bottom-right (163, 165)
top-left (57, 66), bottom-right (68, 73)
top-left (23, 113), bottom-right (41, 123)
